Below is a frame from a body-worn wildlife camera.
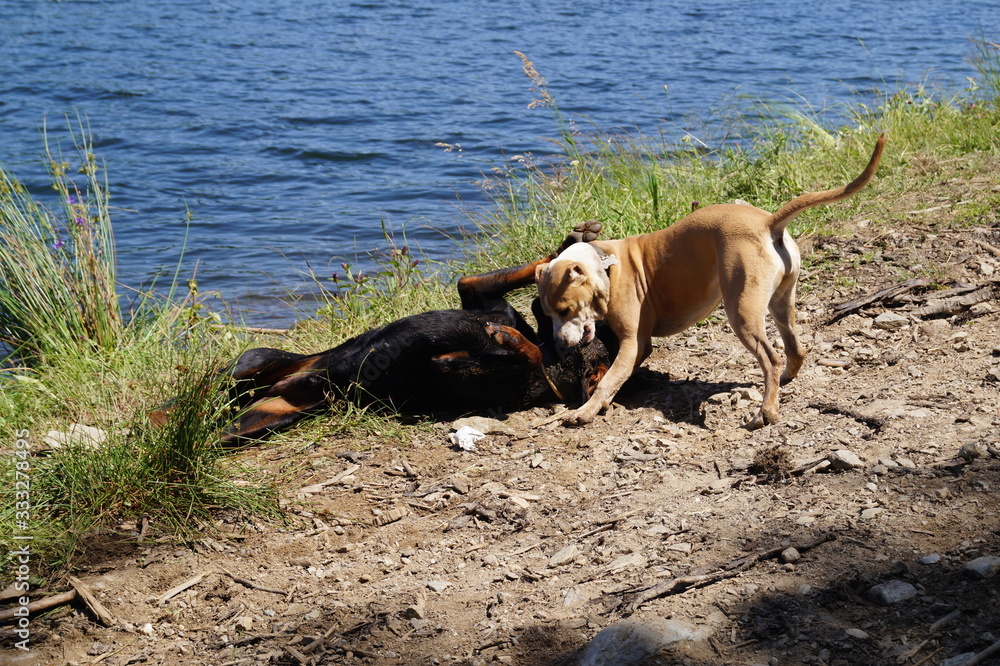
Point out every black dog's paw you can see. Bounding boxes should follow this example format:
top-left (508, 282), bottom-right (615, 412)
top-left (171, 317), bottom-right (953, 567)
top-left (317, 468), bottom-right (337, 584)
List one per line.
top-left (556, 219), bottom-right (602, 253)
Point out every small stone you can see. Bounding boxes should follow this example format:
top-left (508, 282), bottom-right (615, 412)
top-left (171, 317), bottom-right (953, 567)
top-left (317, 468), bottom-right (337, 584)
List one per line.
top-left (970, 302), bottom-right (994, 316)
top-left (426, 580), bottom-right (451, 593)
top-left (234, 616), bottom-right (252, 631)
top-left (827, 450), bottom-right (864, 470)
top-left (964, 555), bottom-right (1000, 580)
top-left (845, 628), bottom-right (869, 640)
top-left (449, 474), bottom-right (471, 494)
top-left (873, 312), bottom-right (908, 330)
top-left (780, 547), bottom-right (801, 564)
top-left (860, 507), bottom-right (884, 520)
top-left (959, 441), bottom-right (989, 460)
top-left (920, 554), bottom-right (941, 565)
top-left (401, 603), bottom-right (425, 619)
top-left (562, 587), bottom-right (586, 606)
top-left (866, 579), bottom-right (917, 605)
top-left (548, 545), bottom-right (580, 567)
top-left (285, 603), bottom-right (310, 615)
top-left (139, 623), bottom-right (155, 636)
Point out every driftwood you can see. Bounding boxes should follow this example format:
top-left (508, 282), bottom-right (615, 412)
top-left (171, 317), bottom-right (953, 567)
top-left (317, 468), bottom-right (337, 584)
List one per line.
top-left (910, 283), bottom-right (998, 318)
top-left (615, 533), bottom-right (837, 614)
top-left (829, 277), bottom-right (932, 321)
top-left (830, 276), bottom-right (998, 322)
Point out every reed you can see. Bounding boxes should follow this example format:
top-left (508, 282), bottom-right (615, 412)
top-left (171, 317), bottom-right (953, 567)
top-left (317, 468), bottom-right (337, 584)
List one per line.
top-left (0, 116), bottom-right (121, 363)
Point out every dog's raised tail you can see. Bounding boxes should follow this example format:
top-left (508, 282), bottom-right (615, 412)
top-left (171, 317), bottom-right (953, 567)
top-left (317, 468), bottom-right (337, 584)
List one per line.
top-left (768, 133), bottom-right (885, 233)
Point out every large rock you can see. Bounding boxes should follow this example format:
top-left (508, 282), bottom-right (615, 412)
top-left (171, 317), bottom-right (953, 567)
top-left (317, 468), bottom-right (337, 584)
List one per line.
top-left (866, 580), bottom-right (917, 605)
top-left (964, 555), bottom-right (1000, 580)
top-left (578, 618), bottom-right (704, 666)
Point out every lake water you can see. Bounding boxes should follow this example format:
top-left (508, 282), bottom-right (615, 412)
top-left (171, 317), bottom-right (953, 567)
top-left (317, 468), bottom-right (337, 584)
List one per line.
top-left (2, 0), bottom-right (997, 324)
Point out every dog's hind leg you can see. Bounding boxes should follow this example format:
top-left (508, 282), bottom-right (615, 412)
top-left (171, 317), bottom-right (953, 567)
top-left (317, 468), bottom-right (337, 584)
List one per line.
top-left (723, 285), bottom-right (785, 430)
top-left (769, 272), bottom-right (805, 384)
top-left (222, 372), bottom-right (330, 446)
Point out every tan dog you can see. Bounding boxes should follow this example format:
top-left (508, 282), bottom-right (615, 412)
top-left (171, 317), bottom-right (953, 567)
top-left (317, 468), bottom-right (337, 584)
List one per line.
top-left (536, 134), bottom-right (885, 429)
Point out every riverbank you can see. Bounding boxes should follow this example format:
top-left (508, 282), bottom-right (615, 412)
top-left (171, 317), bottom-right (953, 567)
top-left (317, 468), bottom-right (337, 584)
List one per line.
top-left (2, 46), bottom-right (1000, 665)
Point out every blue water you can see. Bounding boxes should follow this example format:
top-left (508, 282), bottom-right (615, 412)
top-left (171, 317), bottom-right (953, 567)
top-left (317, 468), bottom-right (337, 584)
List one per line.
top-left (2, 0), bottom-right (997, 325)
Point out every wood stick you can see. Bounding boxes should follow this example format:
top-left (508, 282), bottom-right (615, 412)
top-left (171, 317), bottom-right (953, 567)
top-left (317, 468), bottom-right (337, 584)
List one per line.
top-left (965, 637), bottom-right (1000, 666)
top-left (156, 572), bottom-right (207, 604)
top-left (220, 570), bottom-right (287, 596)
top-left (928, 609), bottom-right (961, 632)
top-left (620, 533), bottom-right (836, 613)
top-left (0, 590), bottom-right (76, 623)
top-left (67, 576), bottom-right (116, 626)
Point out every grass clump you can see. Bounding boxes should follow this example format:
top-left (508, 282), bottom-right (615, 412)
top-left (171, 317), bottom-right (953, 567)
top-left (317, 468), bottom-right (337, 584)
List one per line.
top-left (0, 119), bottom-right (279, 566)
top-left (0, 117), bottom-right (121, 363)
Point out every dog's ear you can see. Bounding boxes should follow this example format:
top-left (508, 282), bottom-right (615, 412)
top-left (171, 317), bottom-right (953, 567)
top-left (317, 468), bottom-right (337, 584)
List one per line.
top-left (568, 264), bottom-right (588, 286)
top-left (535, 262), bottom-right (549, 283)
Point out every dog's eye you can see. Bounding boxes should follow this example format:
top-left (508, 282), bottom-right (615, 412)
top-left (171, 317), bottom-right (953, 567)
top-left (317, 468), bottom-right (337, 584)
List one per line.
top-left (557, 307), bottom-right (570, 317)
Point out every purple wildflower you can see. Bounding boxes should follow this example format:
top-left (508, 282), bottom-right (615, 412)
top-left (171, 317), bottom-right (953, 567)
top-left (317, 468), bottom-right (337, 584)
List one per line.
top-left (52, 239), bottom-right (65, 250)
top-left (74, 216), bottom-right (86, 226)
top-left (67, 196), bottom-right (77, 205)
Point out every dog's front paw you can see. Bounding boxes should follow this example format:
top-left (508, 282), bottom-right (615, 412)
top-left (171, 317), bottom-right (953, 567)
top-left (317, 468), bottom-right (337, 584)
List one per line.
top-left (744, 407), bottom-right (778, 431)
top-left (561, 406), bottom-right (597, 426)
top-left (556, 219), bottom-right (603, 253)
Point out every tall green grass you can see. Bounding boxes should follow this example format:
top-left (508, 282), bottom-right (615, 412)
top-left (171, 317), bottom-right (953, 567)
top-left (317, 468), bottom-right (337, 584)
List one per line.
top-left (0, 117), bottom-right (121, 363)
top-left (465, 44), bottom-right (1000, 270)
top-left (0, 120), bottom-right (279, 564)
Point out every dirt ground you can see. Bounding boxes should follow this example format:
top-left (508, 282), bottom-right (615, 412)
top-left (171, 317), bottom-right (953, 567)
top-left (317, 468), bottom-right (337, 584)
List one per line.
top-left (4, 169), bottom-right (1000, 666)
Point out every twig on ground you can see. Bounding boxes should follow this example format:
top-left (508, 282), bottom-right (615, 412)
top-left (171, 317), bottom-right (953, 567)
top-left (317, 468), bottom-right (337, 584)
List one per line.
top-left (0, 590), bottom-right (76, 623)
top-left (221, 569), bottom-right (287, 596)
top-left (616, 533), bottom-right (837, 614)
top-left (156, 572), bottom-right (207, 604)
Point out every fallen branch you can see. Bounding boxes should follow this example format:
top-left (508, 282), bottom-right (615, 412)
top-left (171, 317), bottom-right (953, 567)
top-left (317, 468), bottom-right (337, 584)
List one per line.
top-left (0, 590), bottom-right (76, 623)
top-left (220, 570), bottom-right (287, 596)
top-left (965, 637), bottom-right (1000, 666)
top-left (910, 284), bottom-right (997, 318)
top-left (829, 277), bottom-right (932, 322)
top-left (808, 401), bottom-right (888, 432)
top-left (616, 533), bottom-right (837, 614)
top-left (68, 576), bottom-right (116, 626)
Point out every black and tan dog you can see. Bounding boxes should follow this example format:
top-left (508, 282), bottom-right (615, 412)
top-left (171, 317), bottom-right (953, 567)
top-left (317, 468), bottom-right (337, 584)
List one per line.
top-left (536, 135), bottom-right (885, 429)
top-left (153, 224), bottom-right (616, 445)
